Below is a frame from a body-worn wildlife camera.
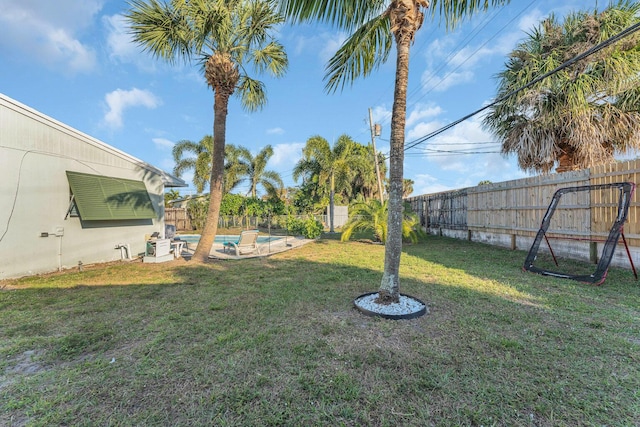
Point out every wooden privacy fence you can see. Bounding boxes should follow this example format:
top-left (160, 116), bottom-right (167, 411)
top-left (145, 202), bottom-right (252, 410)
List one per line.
top-left (406, 159), bottom-right (640, 267)
top-left (165, 208), bottom-right (192, 231)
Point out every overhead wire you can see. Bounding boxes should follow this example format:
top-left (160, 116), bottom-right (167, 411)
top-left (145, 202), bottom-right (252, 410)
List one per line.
top-left (407, 5), bottom-right (506, 102)
top-left (402, 19), bottom-right (640, 153)
top-left (410, 0), bottom-right (537, 105)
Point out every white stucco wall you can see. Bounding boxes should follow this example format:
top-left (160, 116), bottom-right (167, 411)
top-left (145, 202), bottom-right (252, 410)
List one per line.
top-left (0, 94), bottom-right (180, 279)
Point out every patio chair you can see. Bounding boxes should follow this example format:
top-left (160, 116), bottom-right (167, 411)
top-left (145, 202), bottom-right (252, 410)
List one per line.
top-left (223, 230), bottom-right (261, 256)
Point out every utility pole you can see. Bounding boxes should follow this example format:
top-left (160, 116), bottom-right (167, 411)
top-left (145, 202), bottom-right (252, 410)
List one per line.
top-left (369, 108), bottom-right (385, 203)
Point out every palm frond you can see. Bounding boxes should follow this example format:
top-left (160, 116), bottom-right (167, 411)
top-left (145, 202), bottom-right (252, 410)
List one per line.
top-left (237, 76), bottom-right (267, 111)
top-left (279, 0), bottom-right (387, 32)
top-left (324, 13), bottom-right (392, 93)
top-left (126, 0), bottom-right (192, 63)
top-left (433, 0), bottom-right (512, 30)
top-left (483, 1), bottom-right (640, 173)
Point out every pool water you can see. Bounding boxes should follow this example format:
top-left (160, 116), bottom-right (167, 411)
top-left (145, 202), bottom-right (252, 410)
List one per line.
top-left (176, 234), bottom-right (282, 244)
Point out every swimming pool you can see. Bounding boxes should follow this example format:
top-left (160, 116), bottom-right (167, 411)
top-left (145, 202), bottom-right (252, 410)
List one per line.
top-left (176, 234), bottom-right (283, 244)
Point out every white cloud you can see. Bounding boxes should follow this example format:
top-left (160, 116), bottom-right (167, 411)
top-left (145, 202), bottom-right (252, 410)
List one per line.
top-left (104, 13), bottom-right (160, 72)
top-left (319, 32), bottom-right (347, 63)
top-left (518, 9), bottom-right (546, 34)
top-left (104, 14), bottom-right (136, 61)
top-left (0, 0), bottom-right (101, 72)
top-left (153, 138), bottom-right (174, 150)
top-left (421, 69), bottom-right (475, 93)
top-left (103, 88), bottom-right (161, 129)
top-left (290, 29), bottom-right (346, 64)
top-left (159, 157), bottom-right (176, 172)
top-left (404, 105), bottom-right (522, 186)
top-left (270, 142), bottom-right (305, 167)
top-left (418, 9), bottom-right (544, 95)
top-left (371, 105), bottom-right (392, 123)
top-left (406, 104), bottom-right (444, 128)
top-left (420, 116), bottom-right (497, 172)
top-left (407, 118), bottom-right (445, 142)
top-left (412, 173), bottom-right (455, 196)
top-left (267, 127), bottom-right (285, 135)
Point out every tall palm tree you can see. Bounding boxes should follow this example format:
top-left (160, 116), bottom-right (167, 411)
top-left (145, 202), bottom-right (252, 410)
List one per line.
top-left (293, 134), bottom-right (362, 232)
top-left (127, 0), bottom-right (288, 262)
top-left (172, 135), bottom-right (213, 194)
top-left (280, 0), bottom-right (510, 303)
top-left (235, 145), bottom-right (284, 197)
top-left (484, 1), bottom-right (640, 173)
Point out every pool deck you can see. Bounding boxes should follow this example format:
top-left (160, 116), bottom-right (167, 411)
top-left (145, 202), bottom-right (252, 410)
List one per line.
top-left (177, 235), bottom-right (314, 260)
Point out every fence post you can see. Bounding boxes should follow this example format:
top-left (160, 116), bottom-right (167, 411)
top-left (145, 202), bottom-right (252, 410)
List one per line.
top-left (590, 242), bottom-right (598, 264)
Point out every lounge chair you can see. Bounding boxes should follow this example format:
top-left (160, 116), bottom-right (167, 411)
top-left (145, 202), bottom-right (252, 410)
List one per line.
top-left (223, 230), bottom-right (261, 256)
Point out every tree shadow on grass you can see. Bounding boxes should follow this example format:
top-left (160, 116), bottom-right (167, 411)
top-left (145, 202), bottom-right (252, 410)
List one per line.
top-left (1, 239), bottom-right (640, 426)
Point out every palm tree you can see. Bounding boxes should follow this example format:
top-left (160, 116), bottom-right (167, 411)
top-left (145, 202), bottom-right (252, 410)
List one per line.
top-left (224, 144), bottom-right (250, 194)
top-left (293, 134), bottom-right (363, 232)
top-left (402, 178), bottom-right (414, 198)
top-left (127, 0), bottom-right (288, 262)
top-left (340, 199), bottom-right (421, 244)
top-left (235, 145), bottom-right (284, 197)
top-left (172, 136), bottom-right (213, 194)
top-left (349, 143), bottom-right (387, 202)
top-left (164, 189), bottom-right (181, 207)
top-left (172, 137), bottom-right (248, 194)
top-left (280, 0), bottom-right (510, 303)
top-left (484, 1), bottom-right (640, 174)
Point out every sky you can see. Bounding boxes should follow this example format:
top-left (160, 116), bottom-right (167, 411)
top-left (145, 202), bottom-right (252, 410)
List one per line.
top-left (0, 0), bottom-right (610, 198)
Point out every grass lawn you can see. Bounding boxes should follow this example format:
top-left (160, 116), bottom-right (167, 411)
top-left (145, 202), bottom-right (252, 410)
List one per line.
top-left (1, 235), bottom-right (639, 426)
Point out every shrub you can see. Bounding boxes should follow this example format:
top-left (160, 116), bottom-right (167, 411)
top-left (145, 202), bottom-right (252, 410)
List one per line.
top-left (186, 197), bottom-right (209, 230)
top-left (287, 216), bottom-right (324, 239)
top-left (341, 199), bottom-right (425, 243)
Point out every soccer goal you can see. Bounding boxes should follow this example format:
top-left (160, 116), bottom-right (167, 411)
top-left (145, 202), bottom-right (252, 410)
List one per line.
top-left (523, 182), bottom-right (636, 285)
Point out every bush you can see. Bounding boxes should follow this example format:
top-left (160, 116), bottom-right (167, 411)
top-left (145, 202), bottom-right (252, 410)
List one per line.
top-left (187, 197), bottom-right (209, 230)
top-left (287, 216), bottom-right (324, 239)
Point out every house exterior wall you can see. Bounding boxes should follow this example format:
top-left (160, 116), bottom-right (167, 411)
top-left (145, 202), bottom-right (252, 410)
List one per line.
top-left (0, 94), bottom-right (174, 279)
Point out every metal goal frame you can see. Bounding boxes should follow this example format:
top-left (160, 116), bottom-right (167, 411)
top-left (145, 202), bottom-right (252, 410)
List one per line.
top-left (523, 182), bottom-right (636, 285)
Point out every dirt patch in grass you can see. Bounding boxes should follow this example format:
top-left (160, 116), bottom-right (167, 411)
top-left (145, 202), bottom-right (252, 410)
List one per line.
top-left (1, 349), bottom-right (47, 395)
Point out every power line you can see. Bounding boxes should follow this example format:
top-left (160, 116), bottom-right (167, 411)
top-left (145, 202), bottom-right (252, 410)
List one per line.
top-left (405, 152), bottom-right (501, 157)
top-left (411, 0), bottom-right (536, 103)
top-left (408, 149), bottom-right (502, 155)
top-left (406, 6), bottom-right (505, 102)
top-left (403, 19), bottom-right (640, 153)
top-left (427, 141), bottom-right (500, 146)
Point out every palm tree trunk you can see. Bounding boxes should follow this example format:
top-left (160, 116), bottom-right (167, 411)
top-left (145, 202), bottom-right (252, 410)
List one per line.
top-left (192, 92), bottom-right (229, 262)
top-left (329, 172), bottom-right (335, 233)
top-left (556, 141), bottom-right (579, 173)
top-left (378, 37), bottom-right (411, 304)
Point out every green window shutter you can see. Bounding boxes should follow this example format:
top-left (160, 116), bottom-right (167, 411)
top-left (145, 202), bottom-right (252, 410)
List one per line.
top-left (66, 171), bottom-right (157, 220)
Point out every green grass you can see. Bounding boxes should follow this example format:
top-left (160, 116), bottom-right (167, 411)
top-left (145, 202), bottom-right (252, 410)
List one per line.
top-left (1, 236), bottom-right (639, 426)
